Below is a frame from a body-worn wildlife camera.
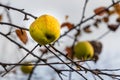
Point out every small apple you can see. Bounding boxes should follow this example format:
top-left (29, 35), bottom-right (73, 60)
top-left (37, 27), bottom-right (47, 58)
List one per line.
top-left (20, 62), bottom-right (34, 74)
top-left (29, 14), bottom-right (60, 45)
top-left (74, 41), bottom-right (94, 60)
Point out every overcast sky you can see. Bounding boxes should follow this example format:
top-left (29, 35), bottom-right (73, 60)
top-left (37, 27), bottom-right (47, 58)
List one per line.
top-left (0, 0), bottom-right (120, 80)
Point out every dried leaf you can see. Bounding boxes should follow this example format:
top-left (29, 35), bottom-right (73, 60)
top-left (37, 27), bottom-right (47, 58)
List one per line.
top-left (76, 65), bottom-right (81, 70)
top-left (93, 70), bottom-right (100, 75)
top-left (40, 48), bottom-right (48, 54)
top-left (116, 17), bottom-right (120, 23)
top-left (15, 29), bottom-right (28, 44)
top-left (93, 19), bottom-right (101, 28)
top-left (107, 10), bottom-right (116, 15)
top-left (61, 22), bottom-right (74, 30)
top-left (75, 29), bottom-right (81, 37)
top-left (93, 54), bottom-right (99, 63)
top-left (94, 6), bottom-right (107, 16)
top-left (89, 41), bottom-right (102, 63)
top-left (90, 41), bottom-right (102, 54)
top-left (65, 47), bottom-right (72, 58)
top-left (108, 24), bottom-right (119, 31)
top-left (93, 22), bottom-right (99, 28)
top-left (114, 3), bottom-right (120, 16)
top-left (83, 25), bottom-right (92, 33)
top-left (102, 16), bottom-right (109, 23)
top-left (65, 15), bottom-right (69, 21)
top-left (96, 19), bottom-right (102, 23)
top-left (0, 14), bottom-right (3, 22)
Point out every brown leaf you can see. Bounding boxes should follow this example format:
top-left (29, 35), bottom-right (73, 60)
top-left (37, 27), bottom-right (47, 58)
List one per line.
top-left (0, 14), bottom-right (3, 22)
top-left (93, 69), bottom-right (101, 75)
top-left (90, 41), bottom-right (102, 54)
top-left (76, 65), bottom-right (81, 70)
top-left (107, 10), bottom-right (116, 15)
top-left (96, 19), bottom-right (102, 23)
top-left (93, 19), bottom-right (101, 28)
top-left (93, 22), bottom-right (99, 28)
top-left (102, 16), bottom-right (109, 23)
top-left (93, 54), bottom-right (99, 63)
top-left (89, 41), bottom-right (103, 63)
top-left (116, 17), bottom-right (120, 23)
top-left (108, 24), bottom-right (119, 31)
top-left (40, 48), bottom-right (48, 54)
top-left (61, 22), bottom-right (74, 30)
top-left (94, 6), bottom-right (107, 16)
top-left (15, 29), bottom-right (28, 44)
top-left (83, 25), bottom-right (92, 33)
top-left (75, 29), bottom-right (81, 37)
top-left (65, 47), bottom-right (72, 59)
top-left (65, 15), bottom-right (69, 21)
top-left (113, 3), bottom-right (120, 16)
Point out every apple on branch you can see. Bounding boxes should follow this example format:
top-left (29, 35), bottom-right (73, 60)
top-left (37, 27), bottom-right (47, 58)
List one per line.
top-left (20, 62), bottom-right (34, 74)
top-left (29, 14), bottom-right (60, 45)
top-left (73, 41), bottom-right (94, 60)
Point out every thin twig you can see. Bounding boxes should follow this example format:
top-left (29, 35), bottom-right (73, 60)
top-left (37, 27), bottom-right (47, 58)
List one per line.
top-left (0, 32), bottom-right (61, 77)
top-left (28, 53), bottom-right (44, 80)
top-left (1, 44), bottom-right (39, 76)
top-left (0, 3), bottom-right (37, 19)
top-left (0, 60), bottom-right (94, 66)
top-left (45, 45), bottom-right (87, 80)
top-left (57, 1), bottom-right (120, 42)
top-left (0, 22), bottom-right (29, 31)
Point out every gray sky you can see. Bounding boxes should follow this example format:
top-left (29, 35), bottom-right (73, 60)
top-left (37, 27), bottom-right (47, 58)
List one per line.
top-left (0, 0), bottom-right (120, 80)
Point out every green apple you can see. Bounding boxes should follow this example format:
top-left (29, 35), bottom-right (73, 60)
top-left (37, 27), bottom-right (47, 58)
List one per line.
top-left (29, 14), bottom-right (60, 45)
top-left (20, 62), bottom-right (34, 74)
top-left (74, 41), bottom-right (94, 60)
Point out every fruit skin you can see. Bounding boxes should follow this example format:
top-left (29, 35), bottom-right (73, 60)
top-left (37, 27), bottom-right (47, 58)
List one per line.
top-left (20, 63), bottom-right (34, 74)
top-left (74, 41), bottom-right (94, 60)
top-left (29, 14), bottom-right (60, 45)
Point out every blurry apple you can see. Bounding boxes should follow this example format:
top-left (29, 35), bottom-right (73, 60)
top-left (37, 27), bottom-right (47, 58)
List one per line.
top-left (29, 14), bottom-right (60, 45)
top-left (20, 62), bottom-right (34, 74)
top-left (74, 41), bottom-right (94, 60)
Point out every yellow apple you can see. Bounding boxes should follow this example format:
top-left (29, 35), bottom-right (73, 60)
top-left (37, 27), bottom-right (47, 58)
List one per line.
top-left (74, 41), bottom-right (94, 60)
top-left (20, 63), bottom-right (34, 74)
top-left (29, 14), bottom-right (60, 45)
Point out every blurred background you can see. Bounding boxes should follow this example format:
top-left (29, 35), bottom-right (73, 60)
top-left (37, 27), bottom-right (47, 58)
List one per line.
top-left (0, 0), bottom-right (120, 80)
